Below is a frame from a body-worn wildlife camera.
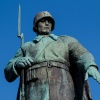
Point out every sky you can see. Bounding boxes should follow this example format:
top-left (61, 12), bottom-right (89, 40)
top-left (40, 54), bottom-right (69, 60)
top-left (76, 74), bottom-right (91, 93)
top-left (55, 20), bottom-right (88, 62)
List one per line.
top-left (0, 0), bottom-right (100, 100)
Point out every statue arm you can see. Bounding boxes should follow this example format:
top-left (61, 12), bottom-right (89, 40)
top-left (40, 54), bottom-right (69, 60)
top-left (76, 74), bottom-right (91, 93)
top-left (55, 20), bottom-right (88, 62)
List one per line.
top-left (67, 36), bottom-right (100, 84)
top-left (4, 48), bottom-right (23, 82)
top-left (68, 36), bottom-right (98, 72)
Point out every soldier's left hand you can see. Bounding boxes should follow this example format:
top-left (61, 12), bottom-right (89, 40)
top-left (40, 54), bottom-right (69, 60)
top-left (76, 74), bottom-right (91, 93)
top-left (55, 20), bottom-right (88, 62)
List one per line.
top-left (85, 66), bottom-right (100, 84)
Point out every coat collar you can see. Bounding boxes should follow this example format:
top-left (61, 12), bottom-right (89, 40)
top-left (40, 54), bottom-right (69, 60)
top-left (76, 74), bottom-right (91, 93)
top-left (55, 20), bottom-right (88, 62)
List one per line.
top-left (33, 34), bottom-right (58, 42)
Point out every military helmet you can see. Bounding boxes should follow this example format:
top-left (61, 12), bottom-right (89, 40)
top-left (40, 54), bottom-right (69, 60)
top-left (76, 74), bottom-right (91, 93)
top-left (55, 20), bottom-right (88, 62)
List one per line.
top-left (33, 11), bottom-right (55, 32)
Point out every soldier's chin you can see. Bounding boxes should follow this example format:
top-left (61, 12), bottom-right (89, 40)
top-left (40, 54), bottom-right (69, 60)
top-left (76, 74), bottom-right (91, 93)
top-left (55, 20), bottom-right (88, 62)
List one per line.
top-left (37, 29), bottom-right (51, 35)
top-left (40, 31), bottom-right (50, 35)
top-left (43, 32), bottom-right (50, 35)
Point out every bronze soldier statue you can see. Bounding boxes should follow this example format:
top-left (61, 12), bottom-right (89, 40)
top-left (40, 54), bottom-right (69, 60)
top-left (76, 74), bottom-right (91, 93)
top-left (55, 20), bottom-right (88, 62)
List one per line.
top-left (4, 11), bottom-right (100, 100)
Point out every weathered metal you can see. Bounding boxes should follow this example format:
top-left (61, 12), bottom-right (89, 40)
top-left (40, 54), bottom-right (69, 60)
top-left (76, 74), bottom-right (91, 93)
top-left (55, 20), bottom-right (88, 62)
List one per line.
top-left (18, 4), bottom-right (25, 100)
top-left (4, 11), bottom-right (100, 100)
top-left (4, 34), bottom-right (94, 100)
top-left (25, 62), bottom-right (75, 100)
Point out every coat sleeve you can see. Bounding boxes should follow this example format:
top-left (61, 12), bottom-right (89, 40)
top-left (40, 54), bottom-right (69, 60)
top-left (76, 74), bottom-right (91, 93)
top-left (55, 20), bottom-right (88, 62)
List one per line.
top-left (67, 36), bottom-right (98, 72)
top-left (4, 48), bottom-right (23, 82)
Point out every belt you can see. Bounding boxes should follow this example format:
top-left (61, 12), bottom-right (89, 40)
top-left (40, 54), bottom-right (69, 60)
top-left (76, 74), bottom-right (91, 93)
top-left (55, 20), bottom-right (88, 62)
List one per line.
top-left (26, 61), bottom-right (69, 72)
top-left (25, 61), bottom-right (69, 83)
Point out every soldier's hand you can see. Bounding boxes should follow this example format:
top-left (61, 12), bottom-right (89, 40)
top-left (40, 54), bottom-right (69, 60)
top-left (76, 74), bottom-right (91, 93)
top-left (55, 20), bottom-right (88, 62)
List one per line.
top-left (15, 56), bottom-right (34, 69)
top-left (85, 66), bottom-right (100, 83)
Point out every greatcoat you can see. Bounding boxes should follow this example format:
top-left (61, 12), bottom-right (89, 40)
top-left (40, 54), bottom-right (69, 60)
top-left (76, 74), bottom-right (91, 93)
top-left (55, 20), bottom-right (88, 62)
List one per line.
top-left (4, 34), bottom-right (96, 100)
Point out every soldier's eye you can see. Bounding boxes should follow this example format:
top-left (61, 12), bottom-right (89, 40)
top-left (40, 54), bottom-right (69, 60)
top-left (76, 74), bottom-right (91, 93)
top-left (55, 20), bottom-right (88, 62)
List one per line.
top-left (48, 20), bottom-right (52, 23)
top-left (41, 19), bottom-right (45, 22)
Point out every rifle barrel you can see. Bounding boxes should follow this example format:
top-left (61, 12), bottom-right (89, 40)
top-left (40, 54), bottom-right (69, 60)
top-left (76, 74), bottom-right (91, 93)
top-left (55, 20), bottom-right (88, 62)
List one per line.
top-left (18, 4), bottom-right (21, 37)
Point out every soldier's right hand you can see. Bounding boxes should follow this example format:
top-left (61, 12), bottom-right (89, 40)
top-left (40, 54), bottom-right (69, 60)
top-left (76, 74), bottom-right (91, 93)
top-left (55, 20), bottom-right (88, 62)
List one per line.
top-left (14, 56), bottom-right (34, 74)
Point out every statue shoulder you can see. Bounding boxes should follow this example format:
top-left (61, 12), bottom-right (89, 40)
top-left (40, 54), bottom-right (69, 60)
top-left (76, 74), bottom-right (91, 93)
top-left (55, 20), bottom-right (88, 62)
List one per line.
top-left (58, 35), bottom-right (78, 43)
top-left (21, 41), bottom-right (35, 48)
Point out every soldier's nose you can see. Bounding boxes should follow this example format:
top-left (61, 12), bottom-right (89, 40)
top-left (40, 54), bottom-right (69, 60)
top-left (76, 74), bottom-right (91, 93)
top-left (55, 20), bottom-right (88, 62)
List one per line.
top-left (45, 20), bottom-right (49, 25)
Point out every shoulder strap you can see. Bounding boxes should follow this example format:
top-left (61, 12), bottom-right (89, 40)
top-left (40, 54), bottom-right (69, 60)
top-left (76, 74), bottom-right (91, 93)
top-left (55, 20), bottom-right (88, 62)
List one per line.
top-left (35, 40), bottom-right (54, 59)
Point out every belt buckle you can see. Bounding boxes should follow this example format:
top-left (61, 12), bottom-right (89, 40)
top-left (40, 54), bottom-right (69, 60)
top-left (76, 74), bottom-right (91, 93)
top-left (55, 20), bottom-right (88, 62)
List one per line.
top-left (47, 61), bottom-right (51, 67)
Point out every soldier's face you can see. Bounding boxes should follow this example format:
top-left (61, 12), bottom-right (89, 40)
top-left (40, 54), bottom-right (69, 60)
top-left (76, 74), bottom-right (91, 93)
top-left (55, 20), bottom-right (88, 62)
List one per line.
top-left (37, 18), bottom-right (52, 35)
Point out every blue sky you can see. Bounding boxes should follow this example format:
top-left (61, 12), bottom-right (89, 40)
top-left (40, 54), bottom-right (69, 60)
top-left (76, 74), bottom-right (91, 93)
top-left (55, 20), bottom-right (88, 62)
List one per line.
top-left (1, 0), bottom-right (100, 100)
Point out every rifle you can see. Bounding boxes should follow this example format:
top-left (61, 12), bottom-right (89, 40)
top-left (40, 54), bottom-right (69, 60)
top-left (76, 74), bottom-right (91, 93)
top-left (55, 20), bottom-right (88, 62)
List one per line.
top-left (18, 4), bottom-right (25, 100)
